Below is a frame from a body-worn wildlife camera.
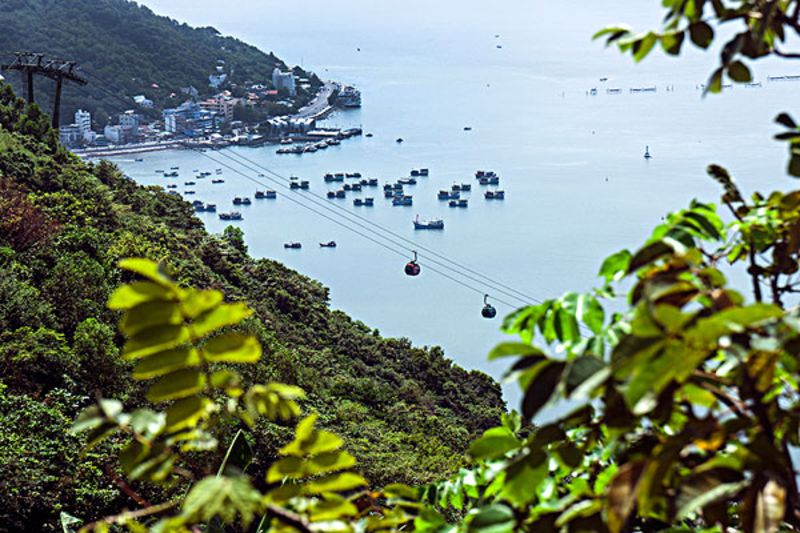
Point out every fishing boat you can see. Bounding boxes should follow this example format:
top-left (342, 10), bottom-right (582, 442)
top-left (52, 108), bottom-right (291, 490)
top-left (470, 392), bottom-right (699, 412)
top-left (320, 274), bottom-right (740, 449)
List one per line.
top-left (135, 158), bottom-right (144, 162)
top-left (644, 146), bottom-right (653, 160)
top-left (184, 181), bottom-right (196, 186)
top-left (353, 197), bottom-right (373, 206)
top-left (392, 183), bottom-right (404, 191)
top-left (346, 172), bottom-right (362, 178)
top-left (398, 178), bottom-right (417, 185)
top-left (413, 215), bottom-right (444, 230)
top-left (351, 183), bottom-right (362, 191)
top-left (449, 199), bottom-right (468, 208)
top-left (475, 170), bottom-right (496, 179)
top-left (419, 168), bottom-right (429, 176)
top-left (233, 197), bottom-right (252, 206)
top-left (451, 184), bottom-right (462, 192)
top-left (438, 190), bottom-right (460, 200)
top-left (384, 190), bottom-right (394, 198)
top-left (163, 171), bottom-right (179, 178)
top-left (336, 190), bottom-right (346, 199)
top-left (396, 138), bottom-right (404, 143)
top-left (184, 190), bottom-right (196, 195)
top-left (365, 133), bottom-right (373, 137)
top-left (485, 190), bottom-right (505, 200)
top-left (284, 242), bottom-right (302, 249)
top-left (255, 190), bottom-right (266, 199)
top-left (192, 200), bottom-right (204, 208)
top-left (219, 212), bottom-right (242, 221)
top-left (344, 183), bottom-right (352, 191)
top-left (460, 183), bottom-right (471, 191)
top-left (319, 241), bottom-right (337, 248)
top-left (205, 204), bottom-right (217, 212)
top-left (464, 126), bottom-right (472, 131)
top-left (410, 169), bottom-right (420, 177)
top-left (488, 176), bottom-right (500, 185)
top-left (280, 138), bottom-right (294, 145)
top-left (327, 191), bottom-right (337, 199)
top-left (392, 195), bottom-right (413, 206)
top-left (166, 184), bottom-right (177, 189)
top-left (367, 178), bottom-right (378, 186)
top-left (216, 169), bottom-right (222, 174)
top-left (212, 179), bottom-right (225, 184)
top-left (171, 166), bottom-right (180, 170)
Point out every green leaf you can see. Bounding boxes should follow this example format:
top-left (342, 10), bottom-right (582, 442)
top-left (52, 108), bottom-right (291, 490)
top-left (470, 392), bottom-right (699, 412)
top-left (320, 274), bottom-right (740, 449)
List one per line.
top-left (304, 472), bottom-right (367, 494)
top-left (467, 505), bottom-right (516, 533)
top-left (182, 289), bottom-right (224, 319)
top-left (577, 294), bottom-right (605, 334)
top-left (488, 342), bottom-right (545, 360)
top-left (468, 427), bottom-right (520, 460)
top-left (707, 68), bottom-right (724, 94)
top-left (727, 60), bottom-right (751, 83)
top-left (203, 334), bottom-right (262, 363)
top-left (181, 476), bottom-right (262, 528)
top-left (120, 300), bottom-right (183, 336)
top-left (108, 281), bottom-right (170, 310)
top-left (776, 113), bottom-right (797, 129)
top-left (123, 325), bottom-right (190, 360)
top-left (599, 250), bottom-right (631, 283)
top-left (677, 480), bottom-right (748, 519)
top-left (633, 33), bottom-right (657, 62)
top-left (146, 369), bottom-right (206, 402)
top-left (165, 396), bottom-right (211, 432)
top-left (520, 361), bottom-right (566, 420)
top-left (191, 303), bottom-right (253, 339)
top-left (118, 258), bottom-right (175, 287)
top-left (627, 240), bottom-right (673, 273)
top-left (133, 348), bottom-right (201, 379)
top-left (689, 21), bottom-right (714, 49)
top-left (565, 356), bottom-right (606, 395)
top-left (660, 31), bottom-right (685, 55)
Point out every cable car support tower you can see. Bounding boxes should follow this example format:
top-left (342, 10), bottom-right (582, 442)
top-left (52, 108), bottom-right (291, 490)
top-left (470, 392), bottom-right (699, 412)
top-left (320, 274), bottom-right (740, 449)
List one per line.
top-left (0, 52), bottom-right (88, 128)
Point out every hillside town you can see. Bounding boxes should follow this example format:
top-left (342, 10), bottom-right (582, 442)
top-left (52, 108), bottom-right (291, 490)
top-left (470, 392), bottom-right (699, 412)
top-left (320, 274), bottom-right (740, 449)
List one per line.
top-left (60, 63), bottom-right (361, 154)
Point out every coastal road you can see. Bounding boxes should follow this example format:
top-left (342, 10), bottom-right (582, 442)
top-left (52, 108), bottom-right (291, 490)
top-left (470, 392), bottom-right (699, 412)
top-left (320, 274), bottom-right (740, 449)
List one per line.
top-left (295, 81), bottom-right (338, 119)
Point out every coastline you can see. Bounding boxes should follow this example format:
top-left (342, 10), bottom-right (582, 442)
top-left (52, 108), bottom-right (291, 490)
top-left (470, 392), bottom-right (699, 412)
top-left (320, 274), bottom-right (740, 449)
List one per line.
top-left (74, 81), bottom-right (344, 160)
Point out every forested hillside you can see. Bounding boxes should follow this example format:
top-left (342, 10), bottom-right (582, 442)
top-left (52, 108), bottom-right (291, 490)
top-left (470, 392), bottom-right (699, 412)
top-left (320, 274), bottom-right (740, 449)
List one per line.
top-left (0, 0), bottom-right (321, 125)
top-left (0, 83), bottom-right (504, 531)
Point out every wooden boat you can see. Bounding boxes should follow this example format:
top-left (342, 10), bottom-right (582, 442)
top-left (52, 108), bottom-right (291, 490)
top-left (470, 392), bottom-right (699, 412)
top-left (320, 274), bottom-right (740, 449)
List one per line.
top-left (319, 241), bottom-right (337, 248)
top-left (392, 195), bottom-right (413, 206)
top-left (414, 215), bottom-right (444, 230)
top-left (284, 242), bottom-right (302, 249)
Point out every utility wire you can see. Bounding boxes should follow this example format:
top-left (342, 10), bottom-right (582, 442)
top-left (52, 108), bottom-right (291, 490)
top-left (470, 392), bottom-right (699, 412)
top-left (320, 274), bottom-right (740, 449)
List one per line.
top-left (211, 147), bottom-right (537, 307)
top-left (72, 73), bottom-right (585, 318)
top-left (190, 148), bottom-right (522, 309)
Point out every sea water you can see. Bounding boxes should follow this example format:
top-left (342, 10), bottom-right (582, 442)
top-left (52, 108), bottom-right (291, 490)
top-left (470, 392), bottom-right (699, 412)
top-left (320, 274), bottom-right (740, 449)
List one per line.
top-left (117, 0), bottom-right (800, 406)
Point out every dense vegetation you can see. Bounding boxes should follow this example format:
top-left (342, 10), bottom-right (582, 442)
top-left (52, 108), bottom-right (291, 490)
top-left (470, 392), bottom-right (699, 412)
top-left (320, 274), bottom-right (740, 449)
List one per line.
top-left (0, 81), bottom-right (504, 531)
top-left (59, 1), bottom-right (800, 532)
top-left (0, 0), bottom-right (322, 126)
top-left (9, 0), bottom-right (800, 532)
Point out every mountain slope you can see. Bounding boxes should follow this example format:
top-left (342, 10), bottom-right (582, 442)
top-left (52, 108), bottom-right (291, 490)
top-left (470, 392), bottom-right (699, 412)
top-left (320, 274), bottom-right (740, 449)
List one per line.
top-left (0, 83), bottom-right (503, 531)
top-left (0, 0), bottom-right (321, 125)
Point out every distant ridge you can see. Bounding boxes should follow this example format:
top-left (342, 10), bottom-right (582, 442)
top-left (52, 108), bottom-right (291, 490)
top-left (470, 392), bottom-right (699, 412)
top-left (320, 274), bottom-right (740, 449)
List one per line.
top-left (0, 0), bottom-right (321, 124)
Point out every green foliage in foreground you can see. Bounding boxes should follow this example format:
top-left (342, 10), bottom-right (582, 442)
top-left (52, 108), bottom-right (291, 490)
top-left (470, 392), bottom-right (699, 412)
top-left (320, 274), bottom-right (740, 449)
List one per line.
top-left (72, 175), bottom-right (800, 532)
top-left (0, 82), bottom-right (504, 531)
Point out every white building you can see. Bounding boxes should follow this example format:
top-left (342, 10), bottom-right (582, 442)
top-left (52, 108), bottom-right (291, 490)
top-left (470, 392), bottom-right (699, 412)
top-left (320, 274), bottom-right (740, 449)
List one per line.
top-left (272, 68), bottom-right (296, 96)
top-left (133, 95), bottom-right (154, 108)
top-left (58, 124), bottom-right (82, 147)
top-left (104, 124), bottom-right (126, 145)
top-left (74, 109), bottom-right (91, 135)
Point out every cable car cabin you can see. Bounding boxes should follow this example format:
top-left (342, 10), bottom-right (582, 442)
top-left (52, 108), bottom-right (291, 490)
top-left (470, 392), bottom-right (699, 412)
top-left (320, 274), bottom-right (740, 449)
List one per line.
top-left (481, 295), bottom-right (497, 319)
top-left (405, 251), bottom-right (421, 276)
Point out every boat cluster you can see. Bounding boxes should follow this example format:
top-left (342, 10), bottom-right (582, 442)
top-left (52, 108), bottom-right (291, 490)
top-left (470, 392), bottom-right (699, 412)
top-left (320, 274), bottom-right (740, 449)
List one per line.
top-left (160, 167), bottom-right (226, 198)
top-left (275, 128), bottom-right (362, 155)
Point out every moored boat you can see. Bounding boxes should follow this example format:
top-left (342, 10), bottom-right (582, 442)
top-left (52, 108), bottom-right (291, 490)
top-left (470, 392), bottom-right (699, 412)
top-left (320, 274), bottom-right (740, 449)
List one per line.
top-left (319, 241), bottom-right (337, 248)
top-left (284, 242), bottom-right (302, 249)
top-left (392, 195), bottom-right (413, 206)
top-left (413, 215), bottom-right (444, 230)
